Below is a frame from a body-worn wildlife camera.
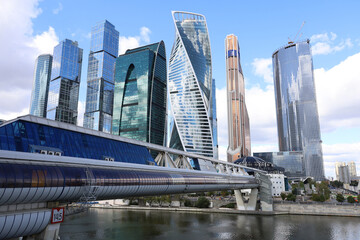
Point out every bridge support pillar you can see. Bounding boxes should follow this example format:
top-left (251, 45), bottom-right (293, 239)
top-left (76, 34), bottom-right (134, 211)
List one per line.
top-left (234, 188), bottom-right (258, 211)
top-left (23, 223), bottom-right (61, 240)
top-left (255, 173), bottom-right (273, 211)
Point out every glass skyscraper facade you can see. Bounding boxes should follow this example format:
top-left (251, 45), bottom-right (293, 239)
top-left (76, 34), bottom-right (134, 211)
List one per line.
top-left (47, 39), bottom-right (83, 125)
top-left (112, 41), bottom-right (167, 150)
top-left (84, 20), bottom-right (119, 133)
top-left (272, 40), bottom-right (324, 180)
top-left (30, 54), bottom-right (53, 117)
top-left (254, 151), bottom-right (304, 178)
top-left (168, 11), bottom-right (218, 158)
top-left (225, 34), bottom-right (251, 162)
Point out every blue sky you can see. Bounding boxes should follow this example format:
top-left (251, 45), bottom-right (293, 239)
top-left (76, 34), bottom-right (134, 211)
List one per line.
top-left (0, 0), bottom-right (359, 178)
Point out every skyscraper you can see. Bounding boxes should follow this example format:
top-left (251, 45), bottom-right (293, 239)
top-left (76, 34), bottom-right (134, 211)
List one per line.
top-left (272, 40), bottom-right (324, 180)
top-left (225, 34), bottom-right (251, 162)
top-left (30, 54), bottom-right (53, 117)
top-left (349, 161), bottom-right (357, 177)
top-left (168, 11), bottom-right (218, 158)
top-left (84, 20), bottom-right (119, 133)
top-left (112, 41), bottom-right (167, 149)
top-left (335, 162), bottom-right (346, 180)
top-left (47, 39), bottom-right (83, 125)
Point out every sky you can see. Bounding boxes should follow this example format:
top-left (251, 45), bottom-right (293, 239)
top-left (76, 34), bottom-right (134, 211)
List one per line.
top-left (0, 0), bottom-right (359, 178)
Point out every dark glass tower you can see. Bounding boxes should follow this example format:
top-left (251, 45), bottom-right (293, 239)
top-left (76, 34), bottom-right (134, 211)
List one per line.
top-left (47, 39), bottom-right (83, 125)
top-left (30, 54), bottom-right (53, 117)
top-left (272, 40), bottom-right (324, 180)
top-left (168, 11), bottom-right (218, 158)
top-left (83, 20), bottom-right (119, 133)
top-left (112, 41), bottom-right (167, 149)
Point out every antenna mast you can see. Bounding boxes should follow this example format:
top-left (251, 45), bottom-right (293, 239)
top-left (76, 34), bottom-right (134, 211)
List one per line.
top-left (288, 21), bottom-right (306, 44)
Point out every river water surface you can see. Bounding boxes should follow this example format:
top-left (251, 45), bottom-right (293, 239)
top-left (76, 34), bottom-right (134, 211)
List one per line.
top-left (59, 208), bottom-right (360, 240)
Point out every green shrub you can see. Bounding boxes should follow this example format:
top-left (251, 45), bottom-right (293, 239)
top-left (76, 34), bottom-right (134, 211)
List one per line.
top-left (336, 194), bottom-right (344, 202)
top-left (184, 198), bottom-right (192, 207)
top-left (347, 196), bottom-right (356, 203)
top-left (196, 196), bottom-right (210, 208)
top-left (286, 193), bottom-right (296, 202)
top-left (312, 194), bottom-right (325, 202)
top-left (281, 193), bottom-right (286, 200)
top-left (220, 203), bottom-right (236, 208)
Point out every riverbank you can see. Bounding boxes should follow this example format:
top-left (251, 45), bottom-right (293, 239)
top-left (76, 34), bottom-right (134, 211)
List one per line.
top-left (91, 204), bottom-right (284, 216)
top-left (274, 202), bottom-right (360, 217)
top-left (90, 202), bottom-right (360, 217)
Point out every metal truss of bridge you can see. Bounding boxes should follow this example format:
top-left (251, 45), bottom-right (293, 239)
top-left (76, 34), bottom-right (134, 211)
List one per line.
top-left (0, 115), bottom-right (269, 239)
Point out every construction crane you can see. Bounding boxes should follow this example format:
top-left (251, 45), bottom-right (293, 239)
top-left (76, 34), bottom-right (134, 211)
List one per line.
top-left (288, 21), bottom-right (306, 44)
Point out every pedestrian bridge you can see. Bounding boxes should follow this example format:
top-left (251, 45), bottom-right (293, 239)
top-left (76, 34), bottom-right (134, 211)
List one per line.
top-left (0, 115), bottom-right (266, 239)
top-left (0, 150), bottom-right (259, 239)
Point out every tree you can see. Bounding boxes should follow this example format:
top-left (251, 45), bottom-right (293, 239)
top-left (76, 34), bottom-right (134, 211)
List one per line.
top-left (281, 193), bottom-right (287, 200)
top-left (312, 194), bottom-right (325, 202)
top-left (292, 187), bottom-right (298, 195)
top-left (184, 198), bottom-right (192, 207)
top-left (196, 196), bottom-right (210, 208)
top-left (221, 190), bottom-right (229, 197)
top-left (286, 193), bottom-right (296, 202)
top-left (330, 180), bottom-right (343, 188)
top-left (347, 196), bottom-right (356, 204)
top-left (350, 180), bottom-right (359, 187)
top-left (336, 194), bottom-right (345, 203)
top-left (158, 195), bottom-right (171, 206)
top-left (316, 181), bottom-right (331, 200)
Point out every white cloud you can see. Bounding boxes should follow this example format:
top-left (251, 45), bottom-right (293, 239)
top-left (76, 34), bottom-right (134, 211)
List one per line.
top-left (322, 142), bottom-right (360, 178)
top-left (77, 101), bottom-right (86, 127)
top-left (246, 85), bottom-right (277, 145)
top-left (252, 58), bottom-right (273, 83)
top-left (315, 52), bottom-right (360, 132)
top-left (52, 2), bottom-right (63, 15)
top-left (0, 0), bottom-right (59, 121)
top-left (140, 27), bottom-right (151, 43)
top-left (218, 145), bottom-right (227, 162)
top-left (310, 32), bottom-right (353, 55)
top-left (29, 26), bottom-right (59, 54)
top-left (118, 27), bottom-right (152, 54)
top-left (216, 84), bottom-right (277, 158)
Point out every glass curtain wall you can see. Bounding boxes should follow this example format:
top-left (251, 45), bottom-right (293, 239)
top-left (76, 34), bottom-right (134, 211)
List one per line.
top-left (168, 11), bottom-right (217, 158)
top-left (112, 42), bottom-right (167, 151)
top-left (47, 39), bottom-right (83, 125)
top-left (272, 40), bottom-right (324, 180)
top-left (84, 20), bottom-right (119, 133)
top-left (225, 34), bottom-right (251, 162)
top-left (30, 54), bottom-right (53, 117)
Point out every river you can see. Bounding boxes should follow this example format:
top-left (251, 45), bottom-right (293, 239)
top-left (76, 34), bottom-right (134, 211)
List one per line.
top-left (59, 208), bottom-right (360, 240)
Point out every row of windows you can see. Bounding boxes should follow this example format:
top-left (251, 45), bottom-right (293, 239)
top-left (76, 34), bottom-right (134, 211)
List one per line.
top-left (0, 121), bottom-right (154, 165)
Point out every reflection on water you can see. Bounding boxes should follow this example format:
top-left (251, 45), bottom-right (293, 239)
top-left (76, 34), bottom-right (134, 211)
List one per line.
top-left (60, 209), bottom-right (360, 240)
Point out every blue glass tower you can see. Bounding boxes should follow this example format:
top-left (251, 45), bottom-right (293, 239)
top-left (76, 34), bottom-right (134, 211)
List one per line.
top-left (168, 11), bottom-right (218, 158)
top-left (112, 41), bottom-right (167, 149)
top-left (47, 39), bottom-right (83, 125)
top-left (30, 54), bottom-right (52, 117)
top-left (84, 20), bottom-right (119, 133)
top-left (272, 40), bottom-right (324, 180)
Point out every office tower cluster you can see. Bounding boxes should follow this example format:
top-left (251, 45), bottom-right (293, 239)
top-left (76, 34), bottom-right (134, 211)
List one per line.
top-left (28, 11), bottom-right (326, 179)
top-left (29, 12), bottom-right (218, 160)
